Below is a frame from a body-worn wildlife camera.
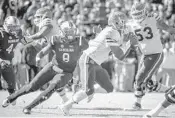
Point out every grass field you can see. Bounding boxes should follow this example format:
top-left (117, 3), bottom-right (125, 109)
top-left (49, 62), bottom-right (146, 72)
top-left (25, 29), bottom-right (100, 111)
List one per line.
top-left (0, 90), bottom-right (175, 118)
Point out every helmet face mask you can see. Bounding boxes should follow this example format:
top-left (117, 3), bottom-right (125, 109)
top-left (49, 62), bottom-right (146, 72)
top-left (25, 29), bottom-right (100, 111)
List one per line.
top-left (108, 11), bottom-right (127, 31)
top-left (131, 3), bottom-right (147, 23)
top-left (3, 16), bottom-right (20, 35)
top-left (33, 7), bottom-right (52, 27)
top-left (60, 21), bottom-right (77, 42)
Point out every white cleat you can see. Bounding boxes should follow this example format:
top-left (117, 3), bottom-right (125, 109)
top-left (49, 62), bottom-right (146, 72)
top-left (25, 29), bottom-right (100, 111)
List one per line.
top-left (11, 100), bottom-right (16, 106)
top-left (142, 114), bottom-right (152, 118)
top-left (87, 94), bottom-right (94, 103)
top-left (58, 104), bottom-right (70, 116)
top-left (60, 97), bottom-right (69, 104)
top-left (23, 108), bottom-right (31, 114)
top-left (2, 98), bottom-right (10, 108)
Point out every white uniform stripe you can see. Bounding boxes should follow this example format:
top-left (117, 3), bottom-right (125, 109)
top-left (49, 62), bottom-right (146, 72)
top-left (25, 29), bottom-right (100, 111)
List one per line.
top-left (79, 53), bottom-right (89, 91)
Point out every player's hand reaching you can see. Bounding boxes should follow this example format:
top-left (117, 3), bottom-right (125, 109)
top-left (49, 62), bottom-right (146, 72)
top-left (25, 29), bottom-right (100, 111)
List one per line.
top-left (0, 60), bottom-right (10, 69)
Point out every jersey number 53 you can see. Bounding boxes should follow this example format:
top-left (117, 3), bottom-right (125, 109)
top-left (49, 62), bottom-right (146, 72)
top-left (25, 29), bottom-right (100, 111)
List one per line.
top-left (63, 53), bottom-right (70, 62)
top-left (134, 27), bottom-right (153, 41)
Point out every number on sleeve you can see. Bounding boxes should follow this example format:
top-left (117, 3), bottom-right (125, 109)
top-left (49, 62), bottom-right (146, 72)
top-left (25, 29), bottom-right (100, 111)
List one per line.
top-left (63, 53), bottom-right (70, 62)
top-left (6, 44), bottom-right (14, 54)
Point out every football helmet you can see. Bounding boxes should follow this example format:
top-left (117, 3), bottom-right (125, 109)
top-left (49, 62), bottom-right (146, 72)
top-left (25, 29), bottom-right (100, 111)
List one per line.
top-left (59, 21), bottom-right (77, 42)
top-left (33, 7), bottom-right (52, 27)
top-left (108, 11), bottom-right (127, 30)
top-left (130, 3), bottom-right (147, 22)
top-left (3, 16), bottom-right (20, 35)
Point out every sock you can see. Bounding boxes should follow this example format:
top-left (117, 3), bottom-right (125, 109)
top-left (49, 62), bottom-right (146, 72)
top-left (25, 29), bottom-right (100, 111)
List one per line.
top-left (135, 97), bottom-right (142, 104)
top-left (57, 89), bottom-right (68, 102)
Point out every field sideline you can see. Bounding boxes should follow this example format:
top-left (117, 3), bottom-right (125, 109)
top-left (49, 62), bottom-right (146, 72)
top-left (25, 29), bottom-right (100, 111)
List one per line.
top-left (0, 90), bottom-right (175, 118)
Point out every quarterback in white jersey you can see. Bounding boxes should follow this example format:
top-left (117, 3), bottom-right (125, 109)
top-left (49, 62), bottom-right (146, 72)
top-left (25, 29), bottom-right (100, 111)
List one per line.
top-left (58, 11), bottom-right (132, 115)
top-left (129, 3), bottom-right (175, 114)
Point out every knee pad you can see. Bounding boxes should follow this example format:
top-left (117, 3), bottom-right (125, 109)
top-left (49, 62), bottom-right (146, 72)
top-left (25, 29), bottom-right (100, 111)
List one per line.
top-left (165, 86), bottom-right (175, 104)
top-left (86, 88), bottom-right (95, 96)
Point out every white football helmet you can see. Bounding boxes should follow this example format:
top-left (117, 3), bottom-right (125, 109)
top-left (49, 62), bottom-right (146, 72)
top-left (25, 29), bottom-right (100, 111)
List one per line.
top-left (3, 16), bottom-right (20, 35)
top-left (33, 7), bottom-right (52, 27)
top-left (59, 21), bottom-right (77, 41)
top-left (131, 3), bottom-right (147, 22)
top-left (108, 11), bottom-right (127, 31)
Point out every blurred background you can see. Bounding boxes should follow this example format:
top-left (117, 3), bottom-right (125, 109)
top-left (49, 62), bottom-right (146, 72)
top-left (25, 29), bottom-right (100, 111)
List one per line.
top-left (0, 0), bottom-right (175, 92)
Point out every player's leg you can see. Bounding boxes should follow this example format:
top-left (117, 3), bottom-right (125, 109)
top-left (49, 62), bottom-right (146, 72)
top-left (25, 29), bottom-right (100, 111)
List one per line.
top-left (23, 73), bottom-right (72, 114)
top-left (1, 66), bottom-right (17, 105)
top-left (1, 66), bottom-right (16, 95)
top-left (133, 53), bottom-right (165, 110)
top-left (143, 86), bottom-right (174, 118)
top-left (2, 62), bottom-right (56, 107)
top-left (95, 66), bottom-right (113, 93)
top-left (59, 53), bottom-right (96, 115)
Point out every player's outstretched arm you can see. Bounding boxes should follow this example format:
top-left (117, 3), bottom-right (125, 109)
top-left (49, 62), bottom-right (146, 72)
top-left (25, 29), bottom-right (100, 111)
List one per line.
top-left (25, 25), bottom-right (52, 41)
top-left (157, 20), bottom-right (175, 34)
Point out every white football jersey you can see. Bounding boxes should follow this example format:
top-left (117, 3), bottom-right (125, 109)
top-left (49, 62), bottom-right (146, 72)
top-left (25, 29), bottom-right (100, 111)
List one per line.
top-left (129, 13), bottom-right (163, 55)
top-left (84, 26), bottom-right (122, 65)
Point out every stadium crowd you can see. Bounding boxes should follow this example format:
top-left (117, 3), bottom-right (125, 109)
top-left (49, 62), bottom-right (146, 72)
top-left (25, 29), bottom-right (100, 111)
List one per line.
top-left (0, 0), bottom-right (175, 91)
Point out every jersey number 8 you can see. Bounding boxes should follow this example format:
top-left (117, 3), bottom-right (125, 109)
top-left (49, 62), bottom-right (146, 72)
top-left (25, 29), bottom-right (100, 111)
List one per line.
top-left (134, 27), bottom-right (153, 41)
top-left (63, 53), bottom-right (70, 62)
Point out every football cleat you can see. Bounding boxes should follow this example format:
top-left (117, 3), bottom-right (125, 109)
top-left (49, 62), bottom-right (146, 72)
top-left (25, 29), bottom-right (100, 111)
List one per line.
top-left (2, 98), bottom-right (10, 108)
top-left (23, 108), bottom-right (31, 114)
top-left (87, 94), bottom-right (94, 103)
top-left (132, 102), bottom-right (142, 110)
top-left (130, 3), bottom-right (147, 22)
top-left (11, 100), bottom-right (16, 106)
top-left (142, 114), bottom-right (152, 118)
top-left (58, 104), bottom-right (71, 116)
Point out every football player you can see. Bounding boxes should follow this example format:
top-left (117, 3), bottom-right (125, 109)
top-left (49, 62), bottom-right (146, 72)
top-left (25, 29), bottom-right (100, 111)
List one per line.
top-left (21, 7), bottom-right (60, 79)
top-left (129, 2), bottom-right (175, 110)
top-left (0, 16), bottom-right (26, 105)
top-left (58, 11), bottom-right (135, 115)
top-left (2, 21), bottom-right (88, 111)
top-left (22, 21), bottom-right (115, 114)
top-left (143, 85), bottom-right (175, 118)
